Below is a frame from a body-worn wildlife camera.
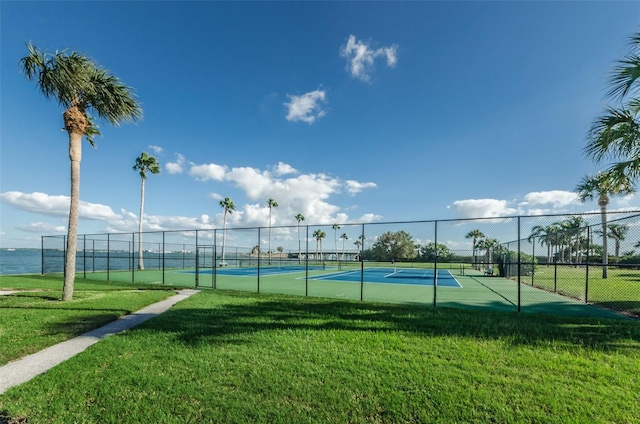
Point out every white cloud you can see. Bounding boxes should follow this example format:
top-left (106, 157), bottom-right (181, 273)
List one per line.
top-left (179, 162), bottom-right (377, 226)
top-left (451, 198), bottom-right (521, 219)
top-left (166, 153), bottom-right (186, 174)
top-left (209, 193), bottom-right (224, 201)
top-left (357, 213), bottom-right (383, 223)
top-left (189, 163), bottom-right (228, 181)
top-left (15, 222), bottom-right (66, 234)
top-left (148, 145), bottom-right (164, 154)
top-left (345, 180), bottom-right (377, 195)
top-left (0, 191), bottom-right (120, 221)
top-left (340, 35), bottom-right (399, 82)
top-left (272, 162), bottom-right (298, 176)
top-left (520, 190), bottom-right (579, 208)
top-left (284, 90), bottom-right (328, 124)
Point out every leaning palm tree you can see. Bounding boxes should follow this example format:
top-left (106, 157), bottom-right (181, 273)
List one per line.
top-left (133, 152), bottom-right (160, 270)
top-left (267, 198), bottom-right (278, 264)
top-left (295, 213), bottom-right (304, 263)
top-left (576, 171), bottom-right (635, 278)
top-left (607, 223), bottom-right (629, 259)
top-left (465, 229), bottom-right (485, 270)
top-left (20, 43), bottom-right (142, 300)
top-left (219, 197), bottom-right (236, 266)
top-left (332, 224), bottom-right (341, 261)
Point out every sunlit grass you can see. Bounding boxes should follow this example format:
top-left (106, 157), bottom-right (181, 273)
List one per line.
top-left (0, 275), bottom-right (177, 365)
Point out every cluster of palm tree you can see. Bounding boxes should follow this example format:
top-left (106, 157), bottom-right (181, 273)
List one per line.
top-left (465, 230), bottom-right (504, 269)
top-left (528, 218), bottom-right (630, 266)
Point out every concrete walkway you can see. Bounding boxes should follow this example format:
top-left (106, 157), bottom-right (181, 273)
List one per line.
top-left (0, 289), bottom-right (199, 395)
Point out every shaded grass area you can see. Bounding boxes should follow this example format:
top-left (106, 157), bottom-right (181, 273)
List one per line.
top-left (0, 275), bottom-right (178, 366)
top-left (1, 290), bottom-right (638, 423)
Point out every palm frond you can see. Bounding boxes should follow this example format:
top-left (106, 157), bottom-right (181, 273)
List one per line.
top-left (585, 106), bottom-right (640, 162)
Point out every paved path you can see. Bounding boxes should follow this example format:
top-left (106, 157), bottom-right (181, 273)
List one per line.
top-left (0, 289), bottom-right (199, 395)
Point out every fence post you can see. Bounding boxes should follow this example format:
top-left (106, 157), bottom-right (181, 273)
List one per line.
top-left (162, 232), bottom-right (166, 285)
top-left (517, 216), bottom-right (521, 312)
top-left (360, 224), bottom-right (365, 301)
top-left (305, 225), bottom-right (309, 297)
top-left (257, 227), bottom-right (261, 293)
top-left (433, 221), bottom-right (438, 307)
top-left (213, 230), bottom-right (217, 289)
top-left (131, 233), bottom-right (135, 284)
top-left (195, 230), bottom-right (199, 288)
top-left (585, 226), bottom-right (590, 303)
top-left (40, 236), bottom-right (44, 275)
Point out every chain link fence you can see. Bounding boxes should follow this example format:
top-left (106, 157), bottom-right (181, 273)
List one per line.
top-left (42, 211), bottom-right (640, 318)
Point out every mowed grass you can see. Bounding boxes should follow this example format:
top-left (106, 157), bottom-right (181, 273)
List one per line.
top-left (525, 265), bottom-right (640, 317)
top-left (1, 289), bottom-right (639, 424)
top-left (0, 275), bottom-right (178, 365)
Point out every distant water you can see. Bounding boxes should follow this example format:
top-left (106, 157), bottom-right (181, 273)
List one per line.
top-left (0, 249), bottom-right (43, 275)
top-left (0, 248), bottom-right (208, 275)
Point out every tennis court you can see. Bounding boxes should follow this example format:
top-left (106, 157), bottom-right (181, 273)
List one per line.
top-left (307, 267), bottom-right (462, 288)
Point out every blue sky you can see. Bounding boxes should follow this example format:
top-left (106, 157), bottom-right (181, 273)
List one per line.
top-left (1, 1), bottom-right (640, 249)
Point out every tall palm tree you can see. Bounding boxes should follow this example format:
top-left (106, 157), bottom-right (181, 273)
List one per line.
top-left (219, 197), bottom-right (236, 266)
top-left (20, 43), bottom-right (142, 300)
top-left (267, 198), bottom-right (278, 264)
top-left (340, 233), bottom-right (349, 260)
top-left (465, 229), bottom-right (485, 270)
top-left (295, 213), bottom-right (304, 263)
top-left (607, 223), bottom-right (629, 258)
top-left (576, 171), bottom-right (635, 278)
top-left (133, 152), bottom-right (160, 270)
top-left (332, 224), bottom-right (341, 261)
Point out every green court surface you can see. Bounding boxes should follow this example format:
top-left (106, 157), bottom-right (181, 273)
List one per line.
top-left (76, 265), bottom-right (628, 319)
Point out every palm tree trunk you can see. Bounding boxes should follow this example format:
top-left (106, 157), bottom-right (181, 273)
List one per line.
top-left (297, 223), bottom-right (301, 264)
top-left (63, 132), bottom-right (82, 301)
top-left (138, 177), bottom-right (145, 270)
top-left (221, 209), bottom-right (227, 264)
top-left (600, 197), bottom-right (609, 279)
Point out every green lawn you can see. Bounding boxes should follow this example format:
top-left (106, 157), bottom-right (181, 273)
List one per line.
top-left (0, 275), bottom-right (178, 365)
top-left (1, 286), bottom-right (638, 423)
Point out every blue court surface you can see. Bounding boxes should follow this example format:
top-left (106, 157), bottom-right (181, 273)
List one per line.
top-left (180, 265), bottom-right (328, 277)
top-left (308, 267), bottom-right (462, 287)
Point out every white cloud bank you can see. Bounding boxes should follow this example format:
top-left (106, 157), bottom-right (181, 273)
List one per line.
top-left (0, 160), bottom-right (380, 237)
top-left (448, 189), bottom-right (637, 219)
top-left (340, 35), bottom-right (398, 82)
top-left (284, 90), bottom-right (327, 124)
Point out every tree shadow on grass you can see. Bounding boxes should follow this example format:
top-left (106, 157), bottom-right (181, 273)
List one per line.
top-left (141, 291), bottom-right (640, 352)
